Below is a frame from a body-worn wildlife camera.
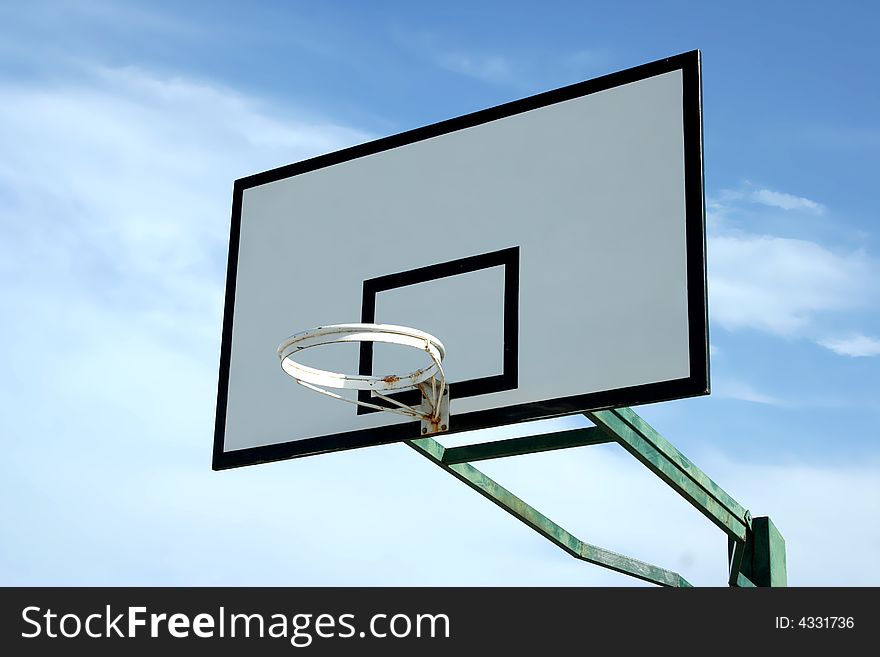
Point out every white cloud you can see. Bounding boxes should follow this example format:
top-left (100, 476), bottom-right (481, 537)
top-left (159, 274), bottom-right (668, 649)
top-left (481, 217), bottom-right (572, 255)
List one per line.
top-left (0, 65), bottom-right (371, 347)
top-left (564, 49), bottom-right (612, 74)
top-left (707, 184), bottom-right (880, 361)
top-left (818, 334), bottom-right (880, 357)
top-left (436, 52), bottom-right (518, 85)
top-left (390, 27), bottom-right (523, 87)
top-left (708, 233), bottom-right (871, 335)
top-left (0, 64), bottom-right (392, 586)
top-left (712, 379), bottom-right (785, 406)
top-left (750, 188), bottom-right (824, 213)
top-left (717, 186), bottom-right (824, 213)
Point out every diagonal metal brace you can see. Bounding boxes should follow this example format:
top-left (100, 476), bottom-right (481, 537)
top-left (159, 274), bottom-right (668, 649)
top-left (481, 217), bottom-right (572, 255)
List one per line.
top-left (585, 408), bottom-right (752, 542)
top-left (585, 408), bottom-right (788, 586)
top-left (407, 435), bottom-right (692, 587)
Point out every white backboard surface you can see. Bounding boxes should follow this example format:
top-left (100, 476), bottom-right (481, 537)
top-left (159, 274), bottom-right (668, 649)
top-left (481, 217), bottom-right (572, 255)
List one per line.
top-left (214, 51), bottom-right (707, 469)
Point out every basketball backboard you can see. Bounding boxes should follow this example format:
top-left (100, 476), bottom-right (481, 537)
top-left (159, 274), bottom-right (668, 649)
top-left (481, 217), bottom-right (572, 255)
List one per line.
top-left (213, 50), bottom-right (707, 470)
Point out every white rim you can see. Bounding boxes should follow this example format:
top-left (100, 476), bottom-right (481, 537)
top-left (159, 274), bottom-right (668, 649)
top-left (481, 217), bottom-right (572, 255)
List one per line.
top-left (277, 323), bottom-right (446, 392)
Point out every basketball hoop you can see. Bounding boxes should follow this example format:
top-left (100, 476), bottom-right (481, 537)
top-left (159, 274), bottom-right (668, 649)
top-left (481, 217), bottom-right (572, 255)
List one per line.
top-left (277, 323), bottom-right (449, 434)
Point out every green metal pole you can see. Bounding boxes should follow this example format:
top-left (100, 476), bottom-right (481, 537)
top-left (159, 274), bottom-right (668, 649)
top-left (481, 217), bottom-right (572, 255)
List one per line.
top-left (738, 517), bottom-right (787, 587)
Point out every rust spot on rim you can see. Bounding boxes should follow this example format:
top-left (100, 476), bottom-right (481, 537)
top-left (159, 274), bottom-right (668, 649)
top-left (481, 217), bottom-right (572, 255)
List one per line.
top-left (382, 374), bottom-right (400, 384)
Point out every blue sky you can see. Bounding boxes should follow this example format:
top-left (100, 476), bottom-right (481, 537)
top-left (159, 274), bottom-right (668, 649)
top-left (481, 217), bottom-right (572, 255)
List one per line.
top-left (1, 1), bottom-right (878, 586)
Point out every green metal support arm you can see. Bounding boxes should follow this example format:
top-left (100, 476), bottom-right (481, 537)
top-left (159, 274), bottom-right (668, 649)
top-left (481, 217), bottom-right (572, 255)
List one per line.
top-left (441, 426), bottom-right (612, 465)
top-left (408, 435), bottom-right (691, 587)
top-left (407, 406), bottom-right (786, 587)
top-left (586, 408), bottom-right (751, 542)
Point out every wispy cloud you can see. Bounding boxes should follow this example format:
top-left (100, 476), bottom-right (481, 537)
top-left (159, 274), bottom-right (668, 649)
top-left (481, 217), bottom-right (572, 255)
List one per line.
top-left (433, 47), bottom-right (613, 88)
top-left (707, 182), bottom-right (877, 356)
top-left (0, 65), bottom-right (371, 462)
top-left (750, 188), bottom-right (824, 213)
top-left (393, 26), bottom-right (612, 90)
top-left (712, 379), bottom-right (785, 406)
top-left (563, 49), bottom-right (613, 76)
top-left (708, 233), bottom-right (871, 335)
top-left (436, 52), bottom-right (518, 86)
top-left (0, 65), bottom-right (370, 334)
top-left (818, 334), bottom-right (880, 357)
top-left (719, 185), bottom-right (825, 214)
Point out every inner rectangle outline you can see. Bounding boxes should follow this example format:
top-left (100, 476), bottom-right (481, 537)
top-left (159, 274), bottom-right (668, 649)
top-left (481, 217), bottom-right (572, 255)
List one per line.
top-left (358, 246), bottom-right (520, 414)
